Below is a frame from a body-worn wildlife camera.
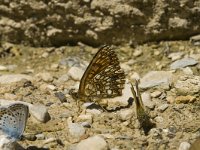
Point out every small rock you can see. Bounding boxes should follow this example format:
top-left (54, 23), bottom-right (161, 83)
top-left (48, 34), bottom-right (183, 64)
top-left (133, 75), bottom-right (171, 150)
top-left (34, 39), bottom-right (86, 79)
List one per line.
top-left (178, 142), bottom-right (191, 150)
top-left (174, 75), bottom-right (200, 95)
top-left (75, 135), bottom-right (108, 150)
top-left (81, 122), bottom-right (91, 128)
top-left (86, 109), bottom-right (102, 115)
top-left (77, 114), bottom-right (93, 124)
top-left (190, 34), bottom-right (200, 46)
top-left (68, 123), bottom-right (85, 138)
top-left (141, 92), bottom-right (155, 109)
top-left (56, 74), bottom-right (69, 84)
top-left (170, 57), bottom-right (198, 70)
top-left (0, 65), bottom-right (8, 71)
top-left (140, 71), bottom-right (172, 89)
top-left (175, 95), bottom-right (196, 104)
top-left (55, 92), bottom-right (67, 103)
top-left (46, 84), bottom-right (56, 90)
top-left (151, 91), bottom-right (162, 98)
top-left (0, 74), bottom-right (32, 84)
top-left (36, 72), bottom-right (53, 82)
top-left (166, 96), bottom-right (175, 104)
top-left (68, 66), bottom-right (85, 81)
top-left (4, 93), bottom-right (18, 100)
top-left (121, 63), bottom-right (132, 72)
top-left (182, 67), bottom-right (193, 75)
top-left (154, 116), bottom-right (164, 123)
top-left (157, 104), bottom-right (169, 112)
top-left (30, 104), bottom-right (51, 123)
top-left (43, 137), bottom-right (57, 144)
top-left (118, 109), bottom-right (134, 121)
top-left (35, 134), bottom-right (45, 140)
top-left (133, 49), bottom-right (143, 57)
top-left (23, 133), bottom-right (36, 141)
top-left (168, 52), bottom-right (184, 61)
top-left (41, 52), bottom-right (49, 58)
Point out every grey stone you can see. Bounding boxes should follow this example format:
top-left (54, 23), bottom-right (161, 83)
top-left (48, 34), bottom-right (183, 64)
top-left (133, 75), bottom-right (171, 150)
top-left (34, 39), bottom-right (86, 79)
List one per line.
top-left (36, 134), bottom-right (45, 140)
top-left (174, 75), bottom-right (200, 95)
top-left (68, 66), bottom-right (85, 81)
top-left (178, 142), bottom-right (191, 150)
top-left (168, 52), bottom-right (184, 61)
top-left (68, 123), bottom-right (86, 138)
top-left (36, 72), bottom-right (53, 82)
top-left (157, 104), bottom-right (169, 112)
top-left (151, 91), bottom-right (162, 98)
top-left (139, 71), bottom-right (172, 89)
top-left (170, 57), bottom-right (198, 70)
top-left (0, 74), bottom-right (32, 84)
top-left (141, 92), bottom-right (155, 109)
top-left (118, 109), bottom-right (134, 121)
top-left (75, 135), bottom-right (108, 150)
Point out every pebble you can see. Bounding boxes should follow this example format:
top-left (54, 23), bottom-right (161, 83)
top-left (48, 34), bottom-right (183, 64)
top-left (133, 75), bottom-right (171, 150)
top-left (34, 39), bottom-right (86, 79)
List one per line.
top-left (46, 84), bottom-right (56, 90)
top-left (121, 63), bottom-right (132, 72)
top-left (36, 72), bottom-right (53, 82)
top-left (182, 67), bottom-right (193, 75)
top-left (178, 142), bottom-right (191, 150)
top-left (23, 133), bottom-right (37, 141)
top-left (154, 116), bottom-right (164, 123)
top-left (139, 71), bottom-right (172, 89)
top-left (29, 104), bottom-right (51, 123)
top-left (68, 123), bottom-right (86, 138)
top-left (170, 57), bottom-right (198, 70)
top-left (118, 109), bottom-right (134, 121)
top-left (166, 96), bottom-right (175, 104)
top-left (56, 74), bottom-right (69, 84)
top-left (43, 138), bottom-right (57, 144)
top-left (0, 65), bottom-right (8, 71)
top-left (175, 95), bottom-right (196, 104)
top-left (141, 92), bottom-right (155, 109)
top-left (75, 135), bottom-right (108, 150)
top-left (68, 66), bottom-right (85, 81)
top-left (77, 114), bottom-right (93, 124)
top-left (174, 75), bottom-right (200, 95)
top-left (0, 74), bottom-right (32, 84)
top-left (133, 49), bottom-right (143, 57)
top-left (151, 91), bottom-right (162, 98)
top-left (168, 52), bottom-right (184, 61)
top-left (190, 34), bottom-right (200, 46)
top-left (4, 93), bottom-right (18, 100)
top-left (36, 134), bottom-right (45, 140)
top-left (55, 92), bottom-right (67, 103)
top-left (157, 104), bottom-right (169, 112)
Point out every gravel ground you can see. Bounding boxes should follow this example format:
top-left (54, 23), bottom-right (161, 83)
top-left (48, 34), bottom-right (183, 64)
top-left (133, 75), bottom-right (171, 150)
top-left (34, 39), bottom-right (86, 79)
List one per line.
top-left (0, 41), bottom-right (199, 150)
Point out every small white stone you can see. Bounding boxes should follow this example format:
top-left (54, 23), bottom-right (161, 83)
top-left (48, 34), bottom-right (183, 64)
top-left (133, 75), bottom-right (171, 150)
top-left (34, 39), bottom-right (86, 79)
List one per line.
top-left (77, 114), bottom-right (93, 123)
top-left (118, 109), bottom-right (134, 121)
top-left (46, 84), bottom-right (56, 90)
top-left (133, 49), bottom-right (143, 57)
top-left (0, 65), bottom-right (8, 71)
top-left (36, 72), bottom-right (53, 82)
top-left (36, 134), bottom-right (45, 140)
top-left (182, 67), bottom-right (193, 75)
top-left (178, 142), bottom-right (191, 150)
top-left (151, 91), bottom-right (162, 98)
top-left (157, 104), bottom-right (169, 112)
top-left (68, 123), bottom-right (85, 138)
top-left (75, 135), bottom-right (108, 150)
top-left (0, 74), bottom-right (32, 84)
top-left (141, 92), bottom-right (155, 109)
top-left (68, 66), bottom-right (85, 81)
top-left (154, 116), bottom-right (164, 123)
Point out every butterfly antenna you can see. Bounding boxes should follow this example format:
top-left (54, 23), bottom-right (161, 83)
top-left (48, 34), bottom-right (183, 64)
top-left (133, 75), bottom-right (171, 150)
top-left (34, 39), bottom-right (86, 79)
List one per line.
top-left (131, 80), bottom-right (155, 135)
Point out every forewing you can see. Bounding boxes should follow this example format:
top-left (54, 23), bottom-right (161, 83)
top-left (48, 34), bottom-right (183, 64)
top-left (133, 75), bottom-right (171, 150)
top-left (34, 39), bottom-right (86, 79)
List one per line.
top-left (0, 103), bottom-right (29, 140)
top-left (79, 45), bottom-right (125, 98)
top-left (8, 103), bottom-right (29, 139)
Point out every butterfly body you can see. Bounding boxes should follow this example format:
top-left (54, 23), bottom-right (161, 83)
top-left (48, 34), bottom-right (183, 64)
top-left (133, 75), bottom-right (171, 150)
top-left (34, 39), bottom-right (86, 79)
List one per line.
top-left (70, 45), bottom-right (125, 105)
top-left (0, 103), bottom-right (29, 141)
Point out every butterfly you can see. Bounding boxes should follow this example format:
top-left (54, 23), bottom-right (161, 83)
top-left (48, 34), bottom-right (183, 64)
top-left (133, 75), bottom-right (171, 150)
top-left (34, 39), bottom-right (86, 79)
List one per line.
top-left (131, 80), bottom-right (155, 134)
top-left (0, 103), bottom-right (29, 141)
top-left (70, 45), bottom-right (126, 105)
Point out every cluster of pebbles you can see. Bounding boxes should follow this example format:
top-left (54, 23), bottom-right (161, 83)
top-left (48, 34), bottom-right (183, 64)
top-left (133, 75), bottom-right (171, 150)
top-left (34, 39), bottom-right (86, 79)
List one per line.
top-left (0, 41), bottom-right (199, 150)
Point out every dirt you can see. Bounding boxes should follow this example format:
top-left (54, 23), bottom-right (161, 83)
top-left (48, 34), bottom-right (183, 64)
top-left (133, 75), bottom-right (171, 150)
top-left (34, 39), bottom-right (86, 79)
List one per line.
top-left (0, 41), bottom-right (199, 150)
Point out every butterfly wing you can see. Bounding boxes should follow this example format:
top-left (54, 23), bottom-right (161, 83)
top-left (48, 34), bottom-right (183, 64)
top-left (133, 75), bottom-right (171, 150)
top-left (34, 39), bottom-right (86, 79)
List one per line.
top-left (0, 103), bottom-right (29, 140)
top-left (78, 45), bottom-right (125, 99)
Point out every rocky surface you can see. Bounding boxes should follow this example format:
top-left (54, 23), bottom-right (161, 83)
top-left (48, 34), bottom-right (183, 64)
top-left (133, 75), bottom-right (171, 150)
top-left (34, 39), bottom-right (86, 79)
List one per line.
top-left (0, 1), bottom-right (200, 46)
top-left (0, 41), bottom-right (199, 149)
